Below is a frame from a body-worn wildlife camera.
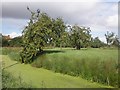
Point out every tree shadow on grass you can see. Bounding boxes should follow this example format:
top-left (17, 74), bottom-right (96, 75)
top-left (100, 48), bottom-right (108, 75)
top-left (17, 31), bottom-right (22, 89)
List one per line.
top-left (3, 62), bottom-right (19, 70)
top-left (42, 50), bottom-right (65, 54)
top-left (32, 50), bottom-right (65, 62)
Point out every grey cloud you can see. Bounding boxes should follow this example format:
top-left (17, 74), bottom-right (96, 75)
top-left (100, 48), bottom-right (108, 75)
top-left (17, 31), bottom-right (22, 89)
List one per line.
top-left (2, 2), bottom-right (31, 19)
top-left (2, 2), bottom-right (118, 30)
top-left (2, 2), bottom-right (99, 24)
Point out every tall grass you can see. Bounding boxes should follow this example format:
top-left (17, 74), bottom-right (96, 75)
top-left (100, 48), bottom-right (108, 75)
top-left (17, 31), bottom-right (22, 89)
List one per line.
top-left (31, 48), bottom-right (118, 87)
top-left (1, 47), bottom-right (21, 62)
top-left (2, 70), bottom-right (32, 88)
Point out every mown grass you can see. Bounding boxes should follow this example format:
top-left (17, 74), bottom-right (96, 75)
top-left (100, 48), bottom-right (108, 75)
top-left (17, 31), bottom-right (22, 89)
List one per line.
top-left (1, 52), bottom-right (32, 88)
top-left (1, 55), bottom-right (112, 88)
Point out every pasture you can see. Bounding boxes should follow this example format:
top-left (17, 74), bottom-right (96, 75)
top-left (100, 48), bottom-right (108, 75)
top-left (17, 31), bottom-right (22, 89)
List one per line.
top-left (1, 47), bottom-right (118, 88)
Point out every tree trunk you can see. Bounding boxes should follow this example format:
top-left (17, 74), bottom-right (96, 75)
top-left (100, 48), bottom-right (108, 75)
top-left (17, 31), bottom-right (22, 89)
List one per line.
top-left (107, 77), bottom-right (110, 86)
top-left (76, 45), bottom-right (81, 50)
top-left (60, 43), bottom-right (62, 50)
top-left (21, 58), bottom-right (24, 63)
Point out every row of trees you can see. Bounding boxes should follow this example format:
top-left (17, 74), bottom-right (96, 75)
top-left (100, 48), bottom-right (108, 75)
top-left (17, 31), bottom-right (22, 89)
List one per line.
top-left (1, 8), bottom-right (119, 63)
top-left (1, 35), bottom-right (22, 47)
top-left (1, 30), bottom-right (119, 49)
top-left (2, 31), bottom-right (118, 48)
top-left (19, 8), bottom-right (119, 63)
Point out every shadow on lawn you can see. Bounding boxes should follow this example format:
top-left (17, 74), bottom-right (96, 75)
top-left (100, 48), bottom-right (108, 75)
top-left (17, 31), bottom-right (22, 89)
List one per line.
top-left (32, 50), bottom-right (65, 62)
top-left (43, 50), bottom-right (65, 54)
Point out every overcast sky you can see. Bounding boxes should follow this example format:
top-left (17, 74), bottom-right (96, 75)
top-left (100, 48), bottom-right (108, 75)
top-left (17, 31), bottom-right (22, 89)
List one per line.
top-left (1, 0), bottom-right (119, 43)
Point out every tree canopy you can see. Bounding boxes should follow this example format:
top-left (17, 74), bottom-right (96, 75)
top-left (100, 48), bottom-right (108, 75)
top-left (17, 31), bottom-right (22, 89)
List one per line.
top-left (105, 31), bottom-right (119, 47)
top-left (70, 25), bottom-right (91, 49)
top-left (20, 8), bottom-right (66, 63)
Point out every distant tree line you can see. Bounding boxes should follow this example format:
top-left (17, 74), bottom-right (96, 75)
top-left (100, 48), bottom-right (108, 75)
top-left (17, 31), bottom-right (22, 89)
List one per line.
top-left (1, 34), bottom-right (23, 47)
top-left (1, 31), bottom-right (119, 48)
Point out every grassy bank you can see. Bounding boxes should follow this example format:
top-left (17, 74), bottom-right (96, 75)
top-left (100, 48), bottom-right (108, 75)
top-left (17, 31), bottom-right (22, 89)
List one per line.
top-left (1, 55), bottom-right (112, 88)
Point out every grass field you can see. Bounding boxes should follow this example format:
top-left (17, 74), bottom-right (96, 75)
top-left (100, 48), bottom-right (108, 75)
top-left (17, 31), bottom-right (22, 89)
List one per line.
top-left (2, 55), bottom-right (113, 88)
top-left (32, 48), bottom-right (118, 87)
top-left (1, 47), bottom-right (118, 88)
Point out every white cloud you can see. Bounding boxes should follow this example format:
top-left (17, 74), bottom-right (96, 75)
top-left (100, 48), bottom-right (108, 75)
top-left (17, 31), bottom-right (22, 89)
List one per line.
top-left (10, 32), bottom-right (22, 38)
top-left (4, 32), bottom-right (22, 38)
top-left (99, 37), bottom-right (106, 43)
top-left (111, 4), bottom-right (118, 12)
top-left (106, 14), bottom-right (118, 28)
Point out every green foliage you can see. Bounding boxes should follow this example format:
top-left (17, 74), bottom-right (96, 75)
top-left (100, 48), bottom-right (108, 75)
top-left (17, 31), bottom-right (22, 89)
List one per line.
top-left (1, 35), bottom-right (23, 47)
top-left (2, 38), bottom-right (10, 47)
top-left (70, 25), bottom-right (91, 49)
top-left (9, 36), bottom-right (23, 47)
top-left (91, 37), bottom-right (105, 48)
top-left (20, 10), bottom-right (52, 63)
top-left (50, 18), bottom-right (66, 47)
top-left (20, 8), bottom-right (66, 63)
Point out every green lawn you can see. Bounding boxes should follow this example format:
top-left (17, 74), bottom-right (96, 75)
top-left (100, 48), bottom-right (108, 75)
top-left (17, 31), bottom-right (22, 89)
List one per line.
top-left (1, 55), bottom-right (113, 88)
